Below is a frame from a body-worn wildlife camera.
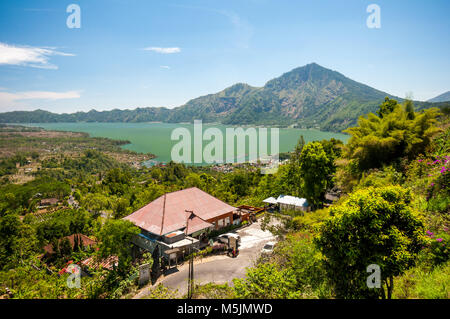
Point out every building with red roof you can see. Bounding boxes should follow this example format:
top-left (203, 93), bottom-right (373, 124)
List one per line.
top-left (43, 233), bottom-right (97, 255)
top-left (123, 187), bottom-right (237, 258)
top-left (124, 187), bottom-right (236, 236)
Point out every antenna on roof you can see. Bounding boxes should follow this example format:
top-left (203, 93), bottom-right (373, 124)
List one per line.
top-left (159, 193), bottom-right (167, 236)
top-left (185, 210), bottom-right (194, 235)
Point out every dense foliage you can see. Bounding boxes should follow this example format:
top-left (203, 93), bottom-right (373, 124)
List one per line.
top-left (0, 96), bottom-right (448, 299)
top-left (315, 186), bottom-right (427, 299)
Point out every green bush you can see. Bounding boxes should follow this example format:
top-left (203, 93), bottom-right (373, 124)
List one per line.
top-left (233, 263), bottom-right (302, 299)
top-left (275, 232), bottom-right (332, 298)
top-left (191, 282), bottom-right (235, 299)
top-left (393, 261), bottom-right (450, 299)
top-left (427, 230), bottom-right (450, 265)
top-left (292, 208), bottom-right (330, 232)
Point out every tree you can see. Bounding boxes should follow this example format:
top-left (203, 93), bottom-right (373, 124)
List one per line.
top-left (36, 218), bottom-right (70, 246)
top-left (286, 136), bottom-right (305, 196)
top-left (404, 99), bottom-right (415, 120)
top-left (113, 198), bottom-right (130, 219)
top-left (97, 219), bottom-right (140, 274)
top-left (376, 97), bottom-right (398, 118)
top-left (318, 138), bottom-right (342, 189)
top-left (299, 142), bottom-right (331, 208)
top-left (232, 263), bottom-right (301, 299)
top-left (343, 102), bottom-right (440, 172)
top-left (185, 172), bottom-right (202, 188)
top-left (276, 232), bottom-right (332, 298)
top-left (82, 193), bottom-right (110, 214)
top-left (59, 237), bottom-right (73, 257)
top-left (315, 186), bottom-right (427, 299)
top-left (103, 168), bottom-right (131, 195)
top-left (0, 212), bottom-right (38, 270)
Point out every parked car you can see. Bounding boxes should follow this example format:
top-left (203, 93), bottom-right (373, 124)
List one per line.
top-left (261, 241), bottom-right (276, 255)
top-left (218, 233), bottom-right (241, 244)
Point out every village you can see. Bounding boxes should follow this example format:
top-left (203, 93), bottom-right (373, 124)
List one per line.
top-left (1, 93), bottom-right (448, 300)
top-left (30, 184), bottom-right (320, 298)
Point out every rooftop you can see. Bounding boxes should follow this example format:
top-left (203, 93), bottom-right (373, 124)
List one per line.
top-left (263, 195), bottom-right (309, 207)
top-left (43, 233), bottom-right (97, 255)
top-left (276, 195), bottom-right (308, 207)
top-left (124, 187), bottom-right (236, 236)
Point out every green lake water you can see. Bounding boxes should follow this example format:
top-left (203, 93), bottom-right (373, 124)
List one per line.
top-left (24, 122), bottom-right (349, 164)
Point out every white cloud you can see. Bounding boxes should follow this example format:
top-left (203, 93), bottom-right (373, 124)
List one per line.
top-left (219, 10), bottom-right (254, 49)
top-left (0, 42), bottom-right (75, 69)
top-left (143, 47), bottom-right (181, 54)
top-left (0, 90), bottom-right (81, 110)
top-left (169, 5), bottom-right (254, 49)
top-left (160, 65), bottom-right (171, 69)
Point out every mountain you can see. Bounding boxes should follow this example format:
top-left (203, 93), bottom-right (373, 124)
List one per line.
top-left (427, 91), bottom-right (450, 103)
top-left (164, 63), bottom-right (396, 131)
top-left (0, 107), bottom-right (171, 123)
top-left (0, 63), bottom-right (444, 131)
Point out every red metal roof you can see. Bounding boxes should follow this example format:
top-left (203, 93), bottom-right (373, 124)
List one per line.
top-left (124, 187), bottom-right (236, 235)
top-left (81, 255), bottom-right (118, 271)
top-left (43, 233), bottom-right (97, 255)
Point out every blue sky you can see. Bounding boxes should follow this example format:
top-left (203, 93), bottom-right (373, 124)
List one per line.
top-left (0, 0), bottom-right (449, 113)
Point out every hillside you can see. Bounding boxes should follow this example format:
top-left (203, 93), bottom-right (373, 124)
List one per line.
top-left (0, 63), bottom-right (446, 132)
top-left (428, 91), bottom-right (450, 102)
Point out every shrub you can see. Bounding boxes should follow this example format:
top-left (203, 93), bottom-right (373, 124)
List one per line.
top-left (233, 263), bottom-right (302, 299)
top-left (426, 230), bottom-right (450, 265)
top-left (393, 261), bottom-right (450, 299)
top-left (315, 186), bottom-right (427, 299)
top-left (292, 208), bottom-right (330, 232)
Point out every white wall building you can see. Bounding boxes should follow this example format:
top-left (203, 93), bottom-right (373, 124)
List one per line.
top-left (263, 195), bottom-right (310, 212)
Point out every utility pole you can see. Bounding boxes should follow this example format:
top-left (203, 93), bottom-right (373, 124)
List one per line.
top-left (188, 244), bottom-right (194, 298)
top-left (185, 210), bottom-right (195, 299)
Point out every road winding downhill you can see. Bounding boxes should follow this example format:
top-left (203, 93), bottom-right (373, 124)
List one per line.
top-left (133, 219), bottom-right (278, 298)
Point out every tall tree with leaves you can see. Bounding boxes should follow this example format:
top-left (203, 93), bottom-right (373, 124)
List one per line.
top-left (404, 99), bottom-right (415, 120)
top-left (299, 142), bottom-right (331, 208)
top-left (97, 219), bottom-right (140, 275)
top-left (0, 212), bottom-right (38, 270)
top-left (286, 135), bottom-right (305, 196)
top-left (315, 186), bottom-right (427, 299)
top-left (343, 100), bottom-right (440, 172)
top-left (376, 97), bottom-right (398, 118)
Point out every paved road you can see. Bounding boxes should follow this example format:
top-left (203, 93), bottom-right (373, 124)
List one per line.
top-left (134, 220), bottom-right (277, 298)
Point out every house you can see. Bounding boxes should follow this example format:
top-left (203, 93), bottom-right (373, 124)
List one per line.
top-left (123, 187), bottom-right (237, 259)
top-left (263, 195), bottom-right (310, 212)
top-left (324, 190), bottom-right (341, 206)
top-left (234, 205), bottom-right (264, 224)
top-left (81, 255), bottom-right (118, 271)
top-left (43, 233), bottom-right (97, 256)
top-left (40, 198), bottom-right (59, 207)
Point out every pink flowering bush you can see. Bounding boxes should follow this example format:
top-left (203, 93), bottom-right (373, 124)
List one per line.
top-left (426, 164), bottom-right (449, 213)
top-left (426, 230), bottom-right (450, 265)
top-left (407, 153), bottom-right (449, 213)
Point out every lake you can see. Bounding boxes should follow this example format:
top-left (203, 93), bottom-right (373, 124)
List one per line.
top-left (23, 122), bottom-right (349, 165)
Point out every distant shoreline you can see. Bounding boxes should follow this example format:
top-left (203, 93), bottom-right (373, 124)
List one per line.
top-left (5, 121), bottom-right (349, 133)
